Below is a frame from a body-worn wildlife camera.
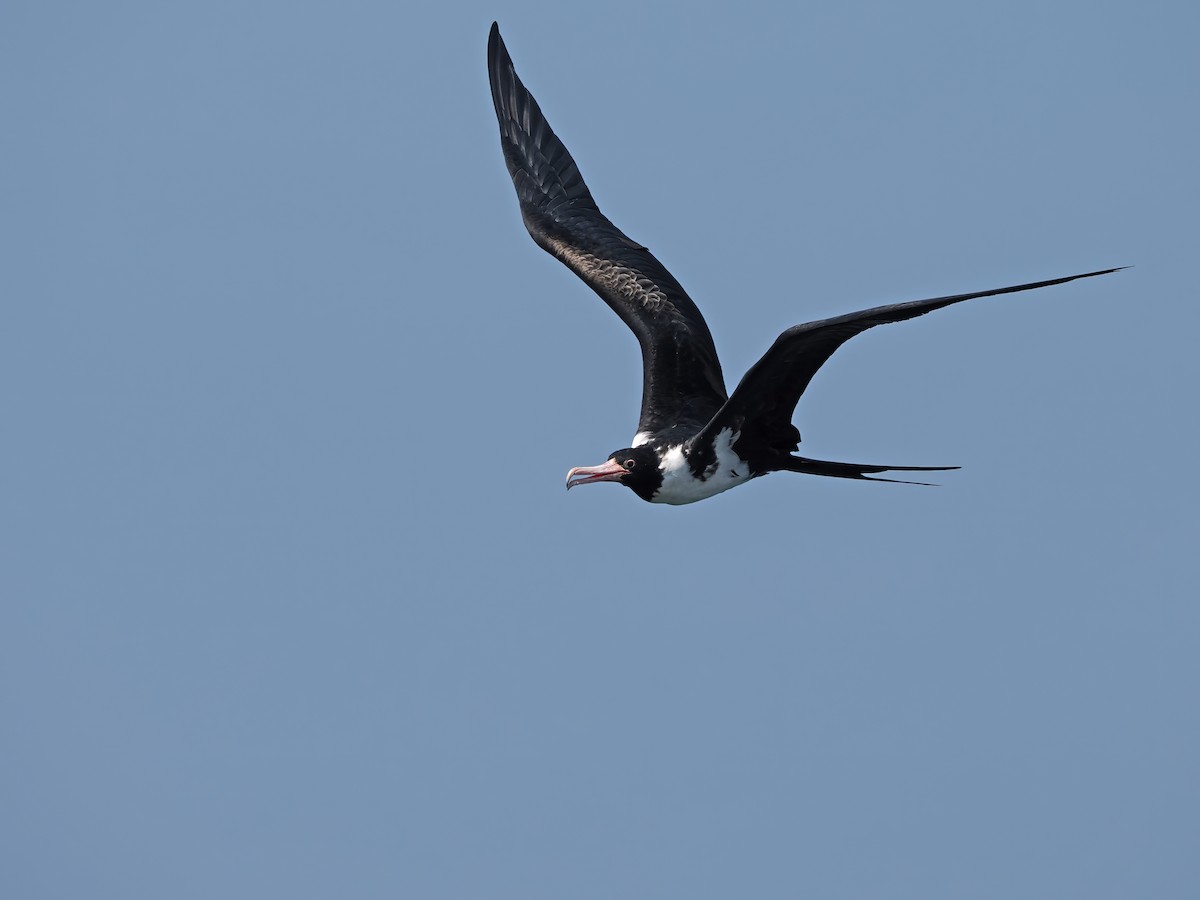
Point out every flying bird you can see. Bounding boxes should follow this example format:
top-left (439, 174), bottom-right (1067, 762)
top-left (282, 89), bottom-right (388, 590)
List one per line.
top-left (487, 23), bottom-right (1119, 505)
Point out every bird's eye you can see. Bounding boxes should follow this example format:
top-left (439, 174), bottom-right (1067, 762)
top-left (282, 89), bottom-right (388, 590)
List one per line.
top-left (624, 459), bottom-right (636, 469)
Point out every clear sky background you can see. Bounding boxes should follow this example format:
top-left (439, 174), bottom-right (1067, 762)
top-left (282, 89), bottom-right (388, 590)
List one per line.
top-left (3, 1), bottom-right (1197, 897)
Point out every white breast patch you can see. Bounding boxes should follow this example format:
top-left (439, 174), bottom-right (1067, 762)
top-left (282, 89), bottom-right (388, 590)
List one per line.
top-left (651, 429), bottom-right (750, 505)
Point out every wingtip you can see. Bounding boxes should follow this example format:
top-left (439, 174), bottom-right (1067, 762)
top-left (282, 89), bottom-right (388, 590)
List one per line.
top-left (487, 22), bottom-right (509, 96)
top-left (488, 22), bottom-right (503, 63)
top-left (1077, 265), bottom-right (1131, 280)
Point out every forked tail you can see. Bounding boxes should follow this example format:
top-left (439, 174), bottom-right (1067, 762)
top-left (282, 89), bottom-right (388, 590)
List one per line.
top-left (782, 455), bottom-right (960, 485)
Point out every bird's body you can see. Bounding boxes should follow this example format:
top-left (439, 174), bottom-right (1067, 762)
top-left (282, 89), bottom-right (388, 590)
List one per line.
top-left (487, 23), bottom-right (1120, 505)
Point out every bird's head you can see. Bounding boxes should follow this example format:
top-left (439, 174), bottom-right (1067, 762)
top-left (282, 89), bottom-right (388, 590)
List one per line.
top-left (565, 446), bottom-right (662, 502)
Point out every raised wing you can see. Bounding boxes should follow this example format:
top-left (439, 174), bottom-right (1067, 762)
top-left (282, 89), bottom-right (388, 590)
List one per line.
top-left (694, 268), bottom-right (1124, 456)
top-left (487, 23), bottom-right (727, 437)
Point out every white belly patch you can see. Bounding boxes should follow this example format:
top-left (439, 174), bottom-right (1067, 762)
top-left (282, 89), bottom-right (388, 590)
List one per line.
top-left (651, 429), bottom-right (749, 505)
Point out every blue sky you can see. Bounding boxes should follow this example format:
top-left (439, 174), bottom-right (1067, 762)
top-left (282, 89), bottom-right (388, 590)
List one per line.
top-left (2, 1), bottom-right (1197, 897)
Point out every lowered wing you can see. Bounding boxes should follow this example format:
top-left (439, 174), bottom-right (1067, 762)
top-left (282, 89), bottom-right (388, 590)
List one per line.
top-left (694, 268), bottom-right (1124, 458)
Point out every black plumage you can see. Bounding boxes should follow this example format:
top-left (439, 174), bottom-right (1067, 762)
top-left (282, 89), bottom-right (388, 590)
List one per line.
top-left (487, 23), bottom-right (1121, 504)
top-left (488, 23), bottom-right (726, 438)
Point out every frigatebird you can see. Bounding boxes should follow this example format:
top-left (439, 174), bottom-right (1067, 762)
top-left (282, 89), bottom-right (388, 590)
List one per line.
top-left (487, 23), bottom-right (1119, 505)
